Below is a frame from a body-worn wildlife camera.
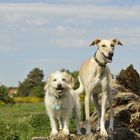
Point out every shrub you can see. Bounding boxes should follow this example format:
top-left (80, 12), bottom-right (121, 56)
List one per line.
top-left (0, 85), bottom-right (11, 103)
top-left (13, 97), bottom-right (43, 103)
top-left (29, 85), bottom-right (45, 98)
top-left (0, 101), bottom-right (6, 106)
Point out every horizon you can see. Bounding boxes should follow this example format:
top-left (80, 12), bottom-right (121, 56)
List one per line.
top-left (0, 0), bottom-right (140, 87)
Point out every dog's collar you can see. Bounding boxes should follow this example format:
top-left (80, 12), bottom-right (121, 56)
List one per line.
top-left (55, 95), bottom-right (63, 100)
top-left (94, 52), bottom-right (107, 67)
top-left (55, 95), bottom-right (63, 111)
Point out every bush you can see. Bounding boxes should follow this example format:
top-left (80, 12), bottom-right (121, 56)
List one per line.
top-left (13, 97), bottom-right (43, 103)
top-left (0, 101), bottom-right (6, 106)
top-left (29, 85), bottom-right (45, 98)
top-left (0, 85), bottom-right (11, 103)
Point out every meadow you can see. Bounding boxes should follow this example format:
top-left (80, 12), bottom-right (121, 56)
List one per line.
top-left (0, 102), bottom-right (77, 140)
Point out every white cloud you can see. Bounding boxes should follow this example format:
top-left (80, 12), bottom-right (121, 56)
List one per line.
top-left (98, 27), bottom-right (140, 47)
top-left (0, 2), bottom-right (140, 86)
top-left (25, 18), bottom-right (48, 26)
top-left (0, 3), bottom-right (140, 51)
top-left (0, 3), bottom-right (140, 21)
top-left (48, 38), bottom-right (88, 48)
top-left (28, 58), bottom-right (73, 64)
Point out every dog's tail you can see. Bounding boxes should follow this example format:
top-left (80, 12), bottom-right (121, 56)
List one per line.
top-left (74, 76), bottom-right (85, 95)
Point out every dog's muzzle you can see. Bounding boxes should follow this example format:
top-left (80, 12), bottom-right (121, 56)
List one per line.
top-left (102, 52), bottom-right (114, 63)
top-left (56, 83), bottom-right (64, 95)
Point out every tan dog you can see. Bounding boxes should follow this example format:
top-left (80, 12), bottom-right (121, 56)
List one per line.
top-left (44, 71), bottom-right (81, 136)
top-left (77, 38), bottom-right (123, 136)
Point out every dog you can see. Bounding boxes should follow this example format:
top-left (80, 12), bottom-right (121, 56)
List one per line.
top-left (44, 71), bottom-right (81, 136)
top-left (76, 38), bottom-right (123, 136)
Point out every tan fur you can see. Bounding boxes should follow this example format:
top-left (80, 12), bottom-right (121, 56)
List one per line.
top-left (76, 38), bottom-right (122, 136)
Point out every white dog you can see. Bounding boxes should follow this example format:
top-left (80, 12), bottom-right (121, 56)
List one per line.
top-left (44, 71), bottom-right (81, 136)
top-left (77, 38), bottom-right (123, 136)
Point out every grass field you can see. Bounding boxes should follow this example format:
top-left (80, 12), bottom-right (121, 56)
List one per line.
top-left (0, 102), bottom-right (77, 140)
top-left (0, 103), bottom-right (45, 121)
top-left (0, 103), bottom-right (50, 140)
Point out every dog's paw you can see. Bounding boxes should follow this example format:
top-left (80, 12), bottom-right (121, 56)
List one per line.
top-left (100, 129), bottom-right (108, 137)
top-left (50, 130), bottom-right (58, 136)
top-left (86, 129), bottom-right (91, 134)
top-left (63, 129), bottom-right (70, 135)
top-left (86, 123), bottom-right (91, 134)
top-left (77, 131), bottom-right (81, 135)
top-left (108, 126), bottom-right (113, 132)
top-left (96, 126), bottom-right (100, 132)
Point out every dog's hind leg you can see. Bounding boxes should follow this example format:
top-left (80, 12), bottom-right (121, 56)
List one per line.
top-left (85, 90), bottom-right (91, 134)
top-left (74, 104), bottom-right (81, 135)
top-left (85, 78), bottom-right (101, 134)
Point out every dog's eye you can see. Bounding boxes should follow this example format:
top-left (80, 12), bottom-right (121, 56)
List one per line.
top-left (62, 78), bottom-right (66, 81)
top-left (102, 45), bottom-right (106, 47)
top-left (111, 44), bottom-right (114, 47)
top-left (53, 79), bottom-right (57, 81)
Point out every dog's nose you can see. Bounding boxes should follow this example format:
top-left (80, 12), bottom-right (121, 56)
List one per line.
top-left (57, 83), bottom-right (62, 87)
top-left (108, 52), bottom-right (113, 57)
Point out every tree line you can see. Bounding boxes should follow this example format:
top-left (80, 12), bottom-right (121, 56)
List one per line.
top-left (0, 68), bottom-right (79, 103)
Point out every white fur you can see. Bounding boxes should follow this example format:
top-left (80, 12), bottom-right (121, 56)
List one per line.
top-left (44, 71), bottom-right (81, 136)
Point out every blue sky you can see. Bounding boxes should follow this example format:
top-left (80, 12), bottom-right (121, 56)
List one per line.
top-left (0, 0), bottom-right (140, 86)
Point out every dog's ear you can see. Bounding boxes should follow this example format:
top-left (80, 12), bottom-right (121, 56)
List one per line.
top-left (44, 74), bottom-right (52, 90)
top-left (63, 72), bottom-right (75, 89)
top-left (44, 84), bottom-right (48, 90)
top-left (68, 76), bottom-right (75, 89)
top-left (112, 39), bottom-right (123, 46)
top-left (90, 39), bottom-right (101, 46)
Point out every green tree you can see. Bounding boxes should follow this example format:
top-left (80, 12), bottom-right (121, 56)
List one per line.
top-left (17, 68), bottom-right (45, 97)
top-left (30, 84), bottom-right (45, 97)
top-left (0, 85), bottom-right (11, 103)
top-left (70, 71), bottom-right (79, 89)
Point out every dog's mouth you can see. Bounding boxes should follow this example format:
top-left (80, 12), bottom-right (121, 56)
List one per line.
top-left (56, 87), bottom-right (64, 95)
top-left (102, 53), bottom-right (113, 63)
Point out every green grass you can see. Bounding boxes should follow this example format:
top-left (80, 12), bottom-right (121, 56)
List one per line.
top-left (0, 103), bottom-right (51, 140)
top-left (0, 103), bottom-right (45, 121)
top-left (0, 101), bottom-right (94, 140)
top-left (0, 102), bottom-right (77, 140)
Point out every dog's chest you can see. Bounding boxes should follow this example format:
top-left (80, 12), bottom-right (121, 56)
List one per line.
top-left (55, 101), bottom-right (62, 111)
top-left (53, 99), bottom-right (67, 112)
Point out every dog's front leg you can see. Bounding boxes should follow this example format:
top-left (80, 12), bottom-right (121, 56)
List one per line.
top-left (108, 89), bottom-right (114, 131)
top-left (47, 109), bottom-right (58, 136)
top-left (63, 113), bottom-right (70, 135)
top-left (75, 106), bottom-right (81, 135)
top-left (88, 78), bottom-right (100, 92)
top-left (100, 91), bottom-right (108, 137)
top-left (58, 117), bottom-right (64, 130)
top-left (92, 93), bottom-right (101, 131)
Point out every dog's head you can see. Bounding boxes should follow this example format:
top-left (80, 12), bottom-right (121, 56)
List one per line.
top-left (44, 71), bottom-right (74, 97)
top-left (90, 38), bottom-right (123, 63)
